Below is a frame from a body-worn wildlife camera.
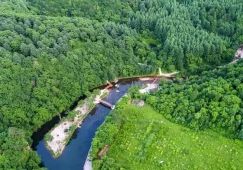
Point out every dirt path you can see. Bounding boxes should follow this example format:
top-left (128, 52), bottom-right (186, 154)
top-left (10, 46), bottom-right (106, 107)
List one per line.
top-left (159, 68), bottom-right (179, 77)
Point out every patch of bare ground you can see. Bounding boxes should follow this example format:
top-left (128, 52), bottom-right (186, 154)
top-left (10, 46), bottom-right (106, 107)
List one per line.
top-left (45, 89), bottom-right (109, 158)
top-left (159, 68), bottom-right (179, 77)
top-left (230, 48), bottom-right (243, 64)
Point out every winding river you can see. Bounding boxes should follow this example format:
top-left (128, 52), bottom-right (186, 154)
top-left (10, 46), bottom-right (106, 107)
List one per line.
top-left (31, 75), bottom-right (167, 170)
top-left (32, 80), bottom-right (137, 170)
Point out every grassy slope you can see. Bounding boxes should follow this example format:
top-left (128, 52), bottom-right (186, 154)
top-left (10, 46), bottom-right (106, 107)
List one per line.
top-left (98, 105), bottom-right (243, 170)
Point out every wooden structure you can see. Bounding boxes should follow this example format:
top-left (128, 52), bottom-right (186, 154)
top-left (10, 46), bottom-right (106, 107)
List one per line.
top-left (99, 100), bottom-right (115, 109)
top-left (98, 145), bottom-right (110, 159)
top-left (105, 80), bottom-right (113, 90)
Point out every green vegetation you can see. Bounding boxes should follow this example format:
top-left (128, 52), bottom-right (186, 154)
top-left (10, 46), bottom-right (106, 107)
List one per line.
top-left (0, 0), bottom-right (242, 169)
top-left (44, 90), bottom-right (103, 158)
top-left (147, 61), bottom-right (243, 139)
top-left (91, 104), bottom-right (243, 169)
top-left (44, 133), bottom-right (53, 142)
top-left (0, 127), bottom-right (45, 170)
top-left (91, 61), bottom-right (243, 169)
top-left (0, 2), bottom-right (153, 168)
top-left (28, 0), bottom-right (243, 71)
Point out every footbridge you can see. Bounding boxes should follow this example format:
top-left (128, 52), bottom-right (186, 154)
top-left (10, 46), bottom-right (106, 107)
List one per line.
top-left (99, 100), bottom-right (115, 110)
top-left (105, 80), bottom-right (113, 90)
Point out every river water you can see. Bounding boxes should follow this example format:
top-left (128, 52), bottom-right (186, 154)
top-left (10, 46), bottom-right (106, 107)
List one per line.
top-left (33, 82), bottom-right (133, 170)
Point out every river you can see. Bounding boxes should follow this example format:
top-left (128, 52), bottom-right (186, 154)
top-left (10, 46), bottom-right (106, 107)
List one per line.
top-left (31, 75), bottom-right (167, 170)
top-left (32, 80), bottom-right (137, 170)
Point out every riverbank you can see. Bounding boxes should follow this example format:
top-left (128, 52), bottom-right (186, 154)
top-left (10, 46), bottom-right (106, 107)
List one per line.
top-left (44, 89), bottom-right (109, 158)
top-left (83, 147), bottom-right (92, 170)
top-left (34, 76), bottom-right (173, 169)
top-left (83, 92), bottom-right (130, 170)
top-left (90, 71), bottom-right (178, 90)
top-left (40, 77), bottom-right (152, 158)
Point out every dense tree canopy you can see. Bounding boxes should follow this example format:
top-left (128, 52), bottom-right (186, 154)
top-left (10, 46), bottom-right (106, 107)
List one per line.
top-left (0, 3), bottom-right (156, 169)
top-left (0, 0), bottom-right (242, 169)
top-left (29, 0), bottom-right (243, 70)
top-left (147, 61), bottom-right (243, 139)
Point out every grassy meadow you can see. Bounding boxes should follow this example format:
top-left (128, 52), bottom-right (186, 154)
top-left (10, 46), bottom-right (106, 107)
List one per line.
top-left (92, 104), bottom-right (243, 170)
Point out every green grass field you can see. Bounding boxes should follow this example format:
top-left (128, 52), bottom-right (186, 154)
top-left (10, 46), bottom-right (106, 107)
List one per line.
top-left (92, 104), bottom-right (243, 170)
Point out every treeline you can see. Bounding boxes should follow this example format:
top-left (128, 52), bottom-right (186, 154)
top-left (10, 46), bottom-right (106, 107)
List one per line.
top-left (91, 96), bottom-right (131, 169)
top-left (0, 0), bottom-right (243, 169)
top-left (146, 61), bottom-right (243, 139)
top-left (0, 128), bottom-right (44, 170)
top-left (28, 0), bottom-right (243, 71)
top-left (28, 0), bottom-right (133, 22)
top-left (0, 10), bottom-right (155, 170)
top-left (127, 0), bottom-right (242, 70)
top-left (91, 100), bottom-right (243, 169)
top-left (0, 14), bottom-right (155, 130)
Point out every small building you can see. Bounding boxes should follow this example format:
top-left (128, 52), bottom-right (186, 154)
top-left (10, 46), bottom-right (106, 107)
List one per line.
top-left (235, 46), bottom-right (243, 59)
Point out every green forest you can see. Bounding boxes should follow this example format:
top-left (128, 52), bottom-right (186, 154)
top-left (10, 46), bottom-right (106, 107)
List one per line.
top-left (91, 102), bottom-right (243, 169)
top-left (146, 61), bottom-right (243, 139)
top-left (0, 0), bottom-right (242, 169)
top-left (91, 61), bottom-right (243, 169)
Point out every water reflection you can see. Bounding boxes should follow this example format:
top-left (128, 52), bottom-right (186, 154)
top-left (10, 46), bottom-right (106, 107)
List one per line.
top-left (34, 83), bottom-right (131, 170)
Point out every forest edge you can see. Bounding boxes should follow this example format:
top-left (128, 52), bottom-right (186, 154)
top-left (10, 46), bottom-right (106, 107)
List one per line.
top-left (43, 67), bottom-right (177, 158)
top-left (43, 51), bottom-right (242, 159)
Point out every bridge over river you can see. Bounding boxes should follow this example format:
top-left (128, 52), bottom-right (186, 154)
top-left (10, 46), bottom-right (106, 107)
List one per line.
top-left (99, 100), bottom-right (115, 109)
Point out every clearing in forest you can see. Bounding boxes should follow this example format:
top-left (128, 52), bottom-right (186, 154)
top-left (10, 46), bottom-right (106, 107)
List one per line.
top-left (92, 104), bottom-right (243, 169)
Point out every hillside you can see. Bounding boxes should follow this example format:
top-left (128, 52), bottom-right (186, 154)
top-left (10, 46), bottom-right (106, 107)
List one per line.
top-left (0, 0), bottom-right (242, 169)
top-left (91, 103), bottom-right (243, 169)
top-left (91, 61), bottom-right (243, 169)
top-left (29, 0), bottom-right (243, 71)
top-left (0, 2), bottom-right (156, 170)
top-left (146, 61), bottom-right (243, 139)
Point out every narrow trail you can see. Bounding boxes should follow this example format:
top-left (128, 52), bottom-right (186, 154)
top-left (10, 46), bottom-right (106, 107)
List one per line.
top-left (219, 47), bottom-right (243, 67)
top-left (158, 68), bottom-right (179, 77)
top-left (137, 63), bottom-right (179, 77)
